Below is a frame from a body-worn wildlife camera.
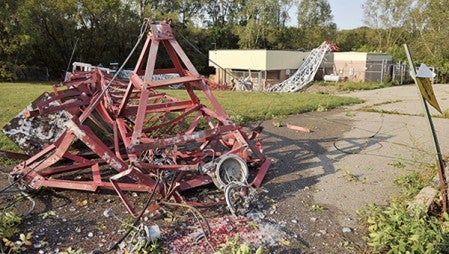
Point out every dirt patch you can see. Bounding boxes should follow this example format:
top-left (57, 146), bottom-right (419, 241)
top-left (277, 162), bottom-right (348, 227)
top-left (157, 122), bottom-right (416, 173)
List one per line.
top-left (304, 83), bottom-right (339, 94)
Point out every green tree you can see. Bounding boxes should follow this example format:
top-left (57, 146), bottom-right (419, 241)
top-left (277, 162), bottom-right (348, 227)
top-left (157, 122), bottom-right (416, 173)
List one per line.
top-left (75, 0), bottom-right (140, 69)
top-left (362, 0), bottom-right (413, 51)
top-left (236, 0), bottom-right (293, 49)
top-left (18, 0), bottom-right (82, 79)
top-left (335, 27), bottom-right (371, 51)
top-left (0, 0), bottom-right (30, 80)
top-left (407, 0), bottom-right (449, 82)
top-left (297, 0), bottom-right (336, 49)
top-left (202, 0), bottom-right (244, 49)
top-left (17, 0), bottom-right (141, 79)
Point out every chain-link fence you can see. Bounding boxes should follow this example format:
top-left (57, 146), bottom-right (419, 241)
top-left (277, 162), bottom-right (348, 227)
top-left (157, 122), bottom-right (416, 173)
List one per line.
top-left (322, 60), bottom-right (413, 84)
top-left (391, 62), bottom-right (413, 85)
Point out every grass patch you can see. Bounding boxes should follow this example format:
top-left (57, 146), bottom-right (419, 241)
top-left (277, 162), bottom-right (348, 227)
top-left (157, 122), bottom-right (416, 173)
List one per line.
top-left (164, 90), bottom-right (362, 123)
top-left (358, 100), bottom-right (406, 115)
top-left (0, 83), bottom-right (54, 154)
top-left (317, 81), bottom-right (394, 91)
top-left (0, 83), bottom-right (362, 155)
top-left (336, 82), bottom-right (393, 91)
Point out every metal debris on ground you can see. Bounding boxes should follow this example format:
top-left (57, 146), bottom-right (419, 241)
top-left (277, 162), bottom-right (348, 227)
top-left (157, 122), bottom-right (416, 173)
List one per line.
top-left (161, 215), bottom-right (288, 253)
top-left (2, 19), bottom-right (270, 216)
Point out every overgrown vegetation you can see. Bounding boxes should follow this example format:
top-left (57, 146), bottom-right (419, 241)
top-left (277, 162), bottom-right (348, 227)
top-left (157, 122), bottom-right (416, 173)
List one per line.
top-left (358, 100), bottom-right (409, 116)
top-left (0, 210), bottom-right (28, 253)
top-left (0, 211), bottom-right (22, 240)
top-left (360, 164), bottom-right (449, 253)
top-left (362, 204), bottom-right (449, 253)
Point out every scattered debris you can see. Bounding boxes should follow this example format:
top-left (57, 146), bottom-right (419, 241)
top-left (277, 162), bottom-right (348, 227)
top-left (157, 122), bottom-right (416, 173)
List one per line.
top-left (287, 124), bottom-right (311, 133)
top-left (342, 227), bottom-right (352, 233)
top-left (407, 186), bottom-right (437, 212)
top-left (162, 215), bottom-right (288, 253)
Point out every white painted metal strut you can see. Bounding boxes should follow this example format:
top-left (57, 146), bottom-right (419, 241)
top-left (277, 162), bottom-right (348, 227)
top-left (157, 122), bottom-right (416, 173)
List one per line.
top-left (268, 41), bottom-right (332, 92)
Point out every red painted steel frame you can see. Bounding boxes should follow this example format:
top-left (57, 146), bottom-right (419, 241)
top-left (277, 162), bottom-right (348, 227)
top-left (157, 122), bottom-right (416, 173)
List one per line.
top-left (8, 20), bottom-right (270, 216)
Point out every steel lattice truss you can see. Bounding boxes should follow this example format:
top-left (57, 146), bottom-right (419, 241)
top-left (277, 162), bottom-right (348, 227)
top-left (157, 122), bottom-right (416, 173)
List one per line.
top-left (3, 20), bottom-right (270, 216)
top-left (268, 41), bottom-right (339, 92)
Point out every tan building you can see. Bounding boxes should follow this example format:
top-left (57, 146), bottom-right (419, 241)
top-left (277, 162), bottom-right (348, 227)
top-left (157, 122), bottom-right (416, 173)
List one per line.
top-left (209, 49), bottom-right (310, 90)
top-left (208, 50), bottom-right (393, 90)
top-left (328, 52), bottom-right (393, 82)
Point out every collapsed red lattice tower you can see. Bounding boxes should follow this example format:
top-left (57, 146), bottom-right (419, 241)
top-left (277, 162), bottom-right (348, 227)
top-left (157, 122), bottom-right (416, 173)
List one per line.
top-left (4, 20), bottom-right (270, 216)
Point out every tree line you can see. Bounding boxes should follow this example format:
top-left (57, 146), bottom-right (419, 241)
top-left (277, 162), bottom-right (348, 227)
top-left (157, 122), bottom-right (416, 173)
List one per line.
top-left (1, 0), bottom-right (449, 82)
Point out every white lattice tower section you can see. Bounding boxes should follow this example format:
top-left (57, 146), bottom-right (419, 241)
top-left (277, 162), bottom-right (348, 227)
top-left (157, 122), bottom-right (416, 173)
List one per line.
top-left (268, 41), bottom-right (332, 92)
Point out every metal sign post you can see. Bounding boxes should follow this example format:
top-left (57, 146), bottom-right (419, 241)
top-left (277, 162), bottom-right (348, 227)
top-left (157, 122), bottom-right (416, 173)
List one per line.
top-left (404, 44), bottom-right (447, 213)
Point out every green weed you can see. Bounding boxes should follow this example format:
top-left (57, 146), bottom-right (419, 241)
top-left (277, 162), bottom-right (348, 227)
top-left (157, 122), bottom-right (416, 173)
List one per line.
top-left (358, 100), bottom-right (405, 115)
top-left (308, 204), bottom-right (325, 212)
top-left (3, 232), bottom-right (33, 253)
top-left (272, 120), bottom-right (284, 127)
top-left (388, 160), bottom-right (406, 169)
top-left (0, 210), bottom-right (35, 253)
top-left (342, 170), bottom-right (366, 183)
top-left (39, 210), bottom-right (56, 220)
top-left (345, 111), bottom-right (356, 117)
top-left (361, 203), bottom-right (449, 253)
top-left (248, 221), bottom-right (259, 230)
top-left (215, 234), bottom-right (263, 254)
top-left (394, 169), bottom-right (434, 201)
top-left (361, 163), bottom-right (441, 253)
top-left (337, 240), bottom-right (354, 250)
top-left (229, 114), bottom-right (246, 126)
top-left (316, 81), bottom-right (394, 91)
top-left (0, 211), bottom-right (21, 239)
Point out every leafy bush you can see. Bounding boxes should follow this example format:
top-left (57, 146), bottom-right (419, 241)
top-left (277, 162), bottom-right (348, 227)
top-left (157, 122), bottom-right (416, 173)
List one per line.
top-left (361, 164), bottom-right (444, 253)
top-left (363, 203), bottom-right (449, 253)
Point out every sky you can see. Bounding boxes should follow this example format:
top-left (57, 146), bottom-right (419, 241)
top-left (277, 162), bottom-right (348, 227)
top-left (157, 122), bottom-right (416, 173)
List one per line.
top-left (288, 0), bottom-right (365, 30)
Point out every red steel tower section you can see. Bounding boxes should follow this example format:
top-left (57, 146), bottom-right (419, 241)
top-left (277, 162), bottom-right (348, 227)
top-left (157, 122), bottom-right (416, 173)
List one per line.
top-left (5, 20), bottom-right (270, 216)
